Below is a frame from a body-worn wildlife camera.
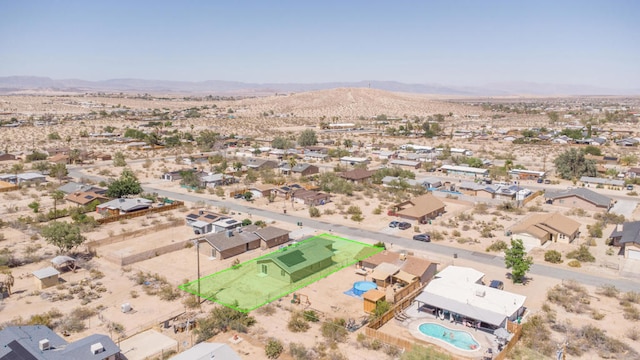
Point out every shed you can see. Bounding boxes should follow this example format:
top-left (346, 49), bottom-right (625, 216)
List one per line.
top-left (363, 289), bottom-right (386, 314)
top-left (32, 267), bottom-right (60, 289)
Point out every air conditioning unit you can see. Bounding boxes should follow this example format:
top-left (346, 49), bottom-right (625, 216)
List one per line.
top-left (39, 339), bottom-right (50, 351)
top-left (90, 342), bottom-right (105, 355)
top-left (475, 289), bottom-right (486, 297)
top-left (121, 302), bottom-right (131, 313)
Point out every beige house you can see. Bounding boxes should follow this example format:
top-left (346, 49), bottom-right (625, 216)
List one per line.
top-left (393, 193), bottom-right (446, 223)
top-left (510, 213), bottom-right (580, 248)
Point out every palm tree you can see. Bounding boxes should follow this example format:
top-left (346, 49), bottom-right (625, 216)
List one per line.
top-left (287, 156), bottom-right (297, 177)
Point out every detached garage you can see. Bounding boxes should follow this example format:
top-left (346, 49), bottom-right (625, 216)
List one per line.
top-left (609, 221), bottom-right (640, 260)
top-left (626, 245), bottom-right (640, 260)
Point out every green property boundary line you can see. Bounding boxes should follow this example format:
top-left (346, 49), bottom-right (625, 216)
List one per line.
top-left (179, 233), bottom-right (383, 313)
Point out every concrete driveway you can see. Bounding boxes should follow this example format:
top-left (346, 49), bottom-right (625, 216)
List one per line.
top-left (610, 199), bottom-right (637, 218)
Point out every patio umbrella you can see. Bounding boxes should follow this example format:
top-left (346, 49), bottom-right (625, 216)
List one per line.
top-left (494, 327), bottom-right (510, 340)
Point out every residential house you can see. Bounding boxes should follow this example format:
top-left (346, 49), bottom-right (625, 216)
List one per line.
top-left (303, 151), bottom-right (329, 161)
top-left (57, 182), bottom-right (106, 195)
top-left (0, 153), bottom-right (16, 162)
top-left (544, 188), bottom-right (614, 211)
top-left (439, 164), bottom-right (488, 178)
top-left (245, 158), bottom-right (278, 170)
top-left (256, 238), bottom-right (334, 283)
top-left (161, 169), bottom-right (195, 182)
top-left (392, 193), bottom-right (446, 223)
top-left (608, 221), bottom-right (640, 260)
top-left (185, 209), bottom-right (226, 235)
top-left (627, 167), bottom-right (640, 179)
top-left (381, 176), bottom-right (424, 189)
top-left (15, 172), bottom-right (47, 185)
top-left (616, 138), bottom-right (639, 147)
top-left (456, 182), bottom-right (495, 199)
top-left (272, 184), bottom-right (303, 198)
top-left (48, 154), bottom-right (70, 165)
top-left (199, 225), bottom-right (261, 259)
top-left (510, 213), bottom-right (580, 248)
top-left (579, 176), bottom-right (625, 189)
top-left (45, 147), bottom-right (70, 156)
top-left (170, 342), bottom-right (241, 360)
top-left (389, 159), bottom-right (421, 169)
top-left (304, 146), bottom-right (328, 154)
top-left (248, 184), bottom-right (275, 199)
top-left (212, 218), bottom-right (243, 233)
top-left (279, 163), bottom-right (319, 177)
top-left (65, 191), bottom-right (109, 206)
top-left (413, 266), bottom-right (526, 330)
top-left (96, 198), bottom-right (153, 216)
top-left (339, 156), bottom-right (369, 166)
top-left (360, 250), bottom-right (437, 285)
top-left (0, 325), bottom-right (120, 360)
top-left (199, 173), bottom-right (236, 188)
top-left (509, 169), bottom-right (546, 181)
top-left (254, 226), bottom-right (291, 249)
top-left (339, 169), bottom-right (376, 183)
top-left (291, 188), bottom-right (331, 206)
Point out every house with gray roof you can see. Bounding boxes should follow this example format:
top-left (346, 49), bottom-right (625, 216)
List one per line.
top-left (200, 225), bottom-right (261, 259)
top-left (545, 188), bottom-right (614, 211)
top-left (96, 198), bottom-right (153, 216)
top-left (244, 158), bottom-right (278, 170)
top-left (609, 221), bottom-right (640, 260)
top-left (279, 163), bottom-right (319, 177)
top-left (170, 342), bottom-right (241, 360)
top-left (579, 176), bottom-right (625, 189)
top-left (0, 325), bottom-right (120, 360)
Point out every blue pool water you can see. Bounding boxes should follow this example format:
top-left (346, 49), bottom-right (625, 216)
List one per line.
top-left (418, 323), bottom-right (480, 351)
top-left (352, 281), bottom-right (377, 296)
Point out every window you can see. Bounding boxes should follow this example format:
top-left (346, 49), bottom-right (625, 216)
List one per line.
top-left (281, 269), bottom-right (285, 276)
top-left (261, 264), bottom-right (267, 274)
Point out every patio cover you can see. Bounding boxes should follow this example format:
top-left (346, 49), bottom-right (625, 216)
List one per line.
top-left (394, 270), bottom-right (418, 284)
top-left (370, 262), bottom-right (400, 282)
top-left (51, 255), bottom-right (75, 267)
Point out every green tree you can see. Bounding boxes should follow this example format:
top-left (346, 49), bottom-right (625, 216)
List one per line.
top-left (271, 136), bottom-right (293, 149)
top-left (297, 129), bottom-right (317, 146)
top-left (547, 111), bottom-right (559, 124)
top-left (47, 132), bottom-right (61, 140)
top-left (113, 151), bottom-right (127, 167)
top-left (196, 130), bottom-right (221, 150)
top-left (180, 170), bottom-right (201, 189)
top-left (40, 221), bottom-right (86, 253)
top-left (106, 168), bottom-right (143, 198)
top-left (287, 156), bottom-right (297, 176)
top-left (28, 201), bottom-right (40, 213)
top-left (553, 148), bottom-right (597, 180)
top-left (343, 139), bottom-right (353, 148)
top-left (504, 239), bottom-right (533, 284)
top-left (50, 163), bottom-right (68, 183)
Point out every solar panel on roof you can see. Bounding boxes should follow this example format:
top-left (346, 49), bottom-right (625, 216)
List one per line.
top-left (204, 214), bottom-right (216, 219)
top-left (84, 195), bottom-right (94, 199)
top-left (225, 219), bottom-right (236, 224)
top-left (186, 214), bottom-right (199, 219)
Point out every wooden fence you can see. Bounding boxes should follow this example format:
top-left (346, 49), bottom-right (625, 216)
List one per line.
top-left (522, 190), bottom-right (543, 206)
top-left (96, 201), bottom-right (184, 224)
top-left (101, 240), bottom-right (191, 266)
top-left (0, 185), bottom-right (18, 193)
top-left (87, 221), bottom-right (183, 249)
top-left (494, 322), bottom-right (523, 360)
top-left (392, 280), bottom-right (421, 303)
top-left (368, 283), bottom-right (427, 330)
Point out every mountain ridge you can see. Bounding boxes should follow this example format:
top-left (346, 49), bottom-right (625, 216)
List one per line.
top-left (0, 76), bottom-right (637, 96)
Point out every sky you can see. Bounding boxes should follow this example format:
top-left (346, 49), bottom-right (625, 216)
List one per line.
top-left (0, 0), bottom-right (638, 89)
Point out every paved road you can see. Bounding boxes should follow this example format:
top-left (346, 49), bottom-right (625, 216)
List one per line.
top-left (69, 168), bottom-right (640, 292)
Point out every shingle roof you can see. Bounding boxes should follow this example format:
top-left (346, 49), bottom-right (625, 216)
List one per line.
top-left (511, 213), bottom-right (580, 240)
top-left (254, 226), bottom-right (290, 241)
top-left (612, 221), bottom-right (640, 245)
top-left (545, 187), bottom-right (612, 208)
top-left (396, 193), bottom-right (445, 218)
top-left (203, 225), bottom-right (260, 251)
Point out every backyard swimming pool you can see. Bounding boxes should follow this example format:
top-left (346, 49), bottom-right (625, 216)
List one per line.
top-left (418, 322), bottom-right (480, 351)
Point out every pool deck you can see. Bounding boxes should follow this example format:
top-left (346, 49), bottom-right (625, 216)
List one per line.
top-left (402, 303), bottom-right (499, 359)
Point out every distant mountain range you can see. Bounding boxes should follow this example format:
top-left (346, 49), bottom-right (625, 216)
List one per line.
top-left (0, 76), bottom-right (637, 96)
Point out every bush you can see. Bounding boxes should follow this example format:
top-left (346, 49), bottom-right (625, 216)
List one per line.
top-left (568, 260), bottom-right (581, 268)
top-left (265, 338), bottom-right (284, 359)
top-left (287, 311), bottom-right (310, 333)
top-left (544, 250), bottom-right (563, 264)
top-left (567, 245), bottom-right (595, 262)
top-left (303, 310), bottom-right (319, 322)
top-left (309, 206), bottom-right (321, 218)
top-left (321, 318), bottom-right (348, 343)
top-left (289, 343), bottom-right (312, 360)
top-left (596, 284), bottom-right (619, 298)
top-left (486, 240), bottom-right (508, 252)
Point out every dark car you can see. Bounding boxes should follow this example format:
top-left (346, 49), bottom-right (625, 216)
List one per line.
top-left (537, 178), bottom-right (544, 183)
top-left (413, 234), bottom-right (431, 242)
top-left (489, 280), bottom-right (504, 290)
top-left (388, 221), bottom-right (400, 228)
top-left (234, 193), bottom-right (244, 199)
top-left (398, 222), bottom-right (411, 230)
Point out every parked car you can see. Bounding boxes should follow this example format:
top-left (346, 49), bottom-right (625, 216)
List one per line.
top-left (544, 179), bottom-right (551, 184)
top-left (233, 193), bottom-right (244, 199)
top-left (398, 222), bottom-right (411, 230)
top-left (388, 221), bottom-right (400, 228)
top-left (413, 234), bottom-right (431, 242)
top-left (627, 184), bottom-right (634, 190)
top-left (489, 280), bottom-right (504, 290)
top-left (537, 178), bottom-right (544, 183)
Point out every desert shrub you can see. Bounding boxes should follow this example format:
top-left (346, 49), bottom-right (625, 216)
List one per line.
top-left (429, 230), bottom-right (444, 241)
top-left (567, 245), bottom-right (595, 262)
top-left (372, 206), bottom-right (382, 215)
top-left (486, 240), bottom-right (508, 252)
top-left (623, 305), bottom-right (640, 321)
top-left (596, 284), bottom-right (619, 298)
top-left (568, 260), bottom-right (581, 267)
top-left (473, 203), bottom-right (489, 214)
top-left (194, 305), bottom-right (256, 343)
top-left (288, 311), bottom-right (310, 333)
top-left (256, 304), bottom-right (276, 316)
top-left (452, 230), bottom-right (461, 237)
top-left (544, 250), bottom-right (563, 264)
top-left (289, 343), bottom-right (312, 360)
top-left (303, 310), bottom-right (319, 322)
top-left (385, 345), bottom-right (401, 357)
top-left (400, 345), bottom-right (453, 360)
top-left (457, 212), bottom-right (473, 221)
top-left (520, 314), bottom-right (553, 357)
top-left (627, 327), bottom-right (639, 340)
top-left (547, 282), bottom-right (590, 313)
top-left (265, 338), bottom-right (284, 359)
top-left (309, 206), bottom-right (321, 218)
top-left (321, 318), bottom-right (348, 343)
top-left (373, 241), bottom-right (386, 249)
top-left (623, 291), bottom-right (640, 303)
top-left (373, 301), bottom-right (391, 318)
top-left (587, 222), bottom-right (604, 238)
top-left (591, 310), bottom-right (605, 320)
top-left (183, 295), bottom-right (200, 309)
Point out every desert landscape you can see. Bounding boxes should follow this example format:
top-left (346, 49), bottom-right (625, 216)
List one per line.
top-left (1, 89), bottom-right (640, 360)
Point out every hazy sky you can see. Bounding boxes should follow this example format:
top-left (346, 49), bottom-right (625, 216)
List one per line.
top-left (0, 0), bottom-right (638, 88)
